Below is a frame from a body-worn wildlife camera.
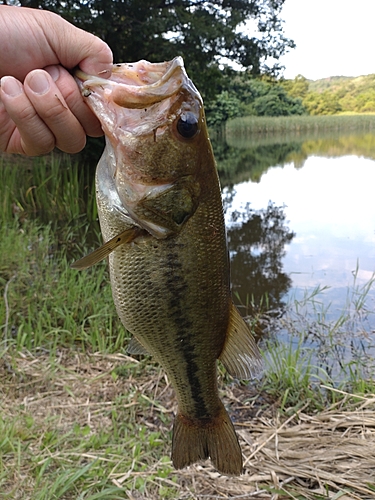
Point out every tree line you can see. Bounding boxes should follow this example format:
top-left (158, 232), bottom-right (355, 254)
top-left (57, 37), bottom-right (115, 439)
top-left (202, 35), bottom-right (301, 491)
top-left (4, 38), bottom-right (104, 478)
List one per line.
top-left (207, 72), bottom-right (375, 126)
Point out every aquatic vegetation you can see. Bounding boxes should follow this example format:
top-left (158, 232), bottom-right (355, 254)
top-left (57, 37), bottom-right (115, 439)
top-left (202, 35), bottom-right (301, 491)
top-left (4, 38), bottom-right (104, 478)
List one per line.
top-left (226, 113), bottom-right (375, 136)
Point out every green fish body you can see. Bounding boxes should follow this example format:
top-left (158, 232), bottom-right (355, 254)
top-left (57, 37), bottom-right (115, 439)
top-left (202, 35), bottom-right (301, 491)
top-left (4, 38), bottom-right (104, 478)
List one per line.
top-left (74, 58), bottom-right (263, 475)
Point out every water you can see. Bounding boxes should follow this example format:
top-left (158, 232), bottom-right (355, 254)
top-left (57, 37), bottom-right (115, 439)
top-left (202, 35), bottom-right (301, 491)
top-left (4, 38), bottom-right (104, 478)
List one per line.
top-left (215, 132), bottom-right (375, 380)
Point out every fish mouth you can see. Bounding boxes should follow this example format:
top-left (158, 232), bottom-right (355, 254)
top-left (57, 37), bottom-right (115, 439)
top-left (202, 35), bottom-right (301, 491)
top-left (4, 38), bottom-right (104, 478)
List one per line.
top-left (75, 57), bottom-right (189, 109)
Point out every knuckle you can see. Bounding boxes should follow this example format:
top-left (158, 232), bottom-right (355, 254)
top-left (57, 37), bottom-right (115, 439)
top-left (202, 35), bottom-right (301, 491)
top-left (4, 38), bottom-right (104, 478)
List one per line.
top-left (21, 126), bottom-right (56, 156)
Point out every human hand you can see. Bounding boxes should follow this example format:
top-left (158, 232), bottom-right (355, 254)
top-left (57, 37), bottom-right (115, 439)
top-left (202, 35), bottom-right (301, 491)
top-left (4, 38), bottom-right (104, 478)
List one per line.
top-left (0, 5), bottom-right (113, 156)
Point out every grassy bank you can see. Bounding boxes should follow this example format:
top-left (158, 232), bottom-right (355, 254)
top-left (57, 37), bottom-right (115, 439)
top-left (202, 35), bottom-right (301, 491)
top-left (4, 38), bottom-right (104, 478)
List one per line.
top-left (226, 113), bottom-right (375, 136)
top-left (1, 154), bottom-right (375, 498)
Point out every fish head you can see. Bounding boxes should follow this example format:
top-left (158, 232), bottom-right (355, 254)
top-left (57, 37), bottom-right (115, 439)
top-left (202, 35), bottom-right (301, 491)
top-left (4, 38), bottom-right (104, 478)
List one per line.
top-left (75, 57), bottom-right (213, 238)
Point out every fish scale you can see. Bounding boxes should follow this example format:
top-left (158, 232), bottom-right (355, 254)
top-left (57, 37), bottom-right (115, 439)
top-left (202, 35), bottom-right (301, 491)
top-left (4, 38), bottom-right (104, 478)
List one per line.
top-left (73, 57), bottom-right (263, 475)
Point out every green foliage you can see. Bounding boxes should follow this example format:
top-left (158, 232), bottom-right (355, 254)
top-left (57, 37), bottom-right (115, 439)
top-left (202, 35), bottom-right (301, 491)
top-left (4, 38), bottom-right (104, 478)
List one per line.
top-left (287, 73), bottom-right (375, 115)
top-left (206, 72), bottom-right (307, 124)
top-left (205, 91), bottom-right (242, 127)
top-left (227, 73), bottom-right (307, 116)
top-left (280, 74), bottom-right (309, 99)
top-left (251, 86), bottom-right (306, 116)
top-left (303, 90), bottom-right (342, 115)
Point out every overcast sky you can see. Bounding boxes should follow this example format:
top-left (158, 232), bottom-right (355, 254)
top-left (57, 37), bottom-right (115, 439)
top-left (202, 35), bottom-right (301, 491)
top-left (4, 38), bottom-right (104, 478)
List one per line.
top-left (277, 0), bottom-right (375, 80)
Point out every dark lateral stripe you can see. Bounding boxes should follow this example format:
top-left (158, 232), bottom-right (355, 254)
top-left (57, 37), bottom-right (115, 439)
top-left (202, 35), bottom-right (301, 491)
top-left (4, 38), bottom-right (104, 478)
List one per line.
top-left (164, 241), bottom-right (208, 419)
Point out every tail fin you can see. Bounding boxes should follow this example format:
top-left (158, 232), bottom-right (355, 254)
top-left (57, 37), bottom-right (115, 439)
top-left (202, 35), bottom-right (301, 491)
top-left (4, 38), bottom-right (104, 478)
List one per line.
top-left (171, 402), bottom-right (242, 476)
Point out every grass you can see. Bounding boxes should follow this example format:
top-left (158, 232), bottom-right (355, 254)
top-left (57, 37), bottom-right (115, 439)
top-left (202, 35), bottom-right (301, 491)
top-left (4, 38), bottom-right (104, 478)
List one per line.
top-left (0, 220), bottom-right (125, 353)
top-left (226, 113), bottom-right (375, 136)
top-left (1, 152), bottom-right (375, 498)
top-left (262, 275), bottom-right (375, 410)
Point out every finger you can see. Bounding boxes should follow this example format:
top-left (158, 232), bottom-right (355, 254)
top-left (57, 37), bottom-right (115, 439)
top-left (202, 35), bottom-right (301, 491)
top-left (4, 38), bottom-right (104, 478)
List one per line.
top-left (44, 65), bottom-right (103, 138)
top-left (23, 69), bottom-right (87, 154)
top-left (0, 76), bottom-right (55, 155)
top-left (0, 7), bottom-right (113, 81)
top-left (0, 71), bottom-right (87, 155)
top-left (43, 11), bottom-right (113, 77)
top-left (0, 92), bottom-right (17, 153)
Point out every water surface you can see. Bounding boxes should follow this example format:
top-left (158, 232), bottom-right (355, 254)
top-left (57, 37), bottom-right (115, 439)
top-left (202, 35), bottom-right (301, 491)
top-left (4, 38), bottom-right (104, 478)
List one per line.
top-left (215, 132), bottom-right (375, 380)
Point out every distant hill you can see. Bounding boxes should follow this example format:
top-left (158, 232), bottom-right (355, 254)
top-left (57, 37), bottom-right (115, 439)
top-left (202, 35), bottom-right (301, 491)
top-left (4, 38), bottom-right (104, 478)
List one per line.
top-left (285, 74), bottom-right (375, 115)
top-left (309, 74), bottom-right (375, 94)
top-left (308, 76), bottom-right (354, 92)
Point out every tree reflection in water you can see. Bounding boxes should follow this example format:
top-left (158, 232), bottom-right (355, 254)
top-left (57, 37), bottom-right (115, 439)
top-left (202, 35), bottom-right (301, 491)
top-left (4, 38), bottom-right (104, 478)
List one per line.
top-left (224, 197), bottom-right (295, 318)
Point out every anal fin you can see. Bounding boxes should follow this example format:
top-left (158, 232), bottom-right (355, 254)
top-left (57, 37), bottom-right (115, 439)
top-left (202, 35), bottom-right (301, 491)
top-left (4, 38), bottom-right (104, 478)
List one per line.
top-left (219, 302), bottom-right (263, 380)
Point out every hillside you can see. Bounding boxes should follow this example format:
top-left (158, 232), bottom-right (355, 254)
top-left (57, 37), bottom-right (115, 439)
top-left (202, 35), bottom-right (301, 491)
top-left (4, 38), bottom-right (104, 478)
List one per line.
top-left (309, 74), bottom-right (375, 93)
top-left (308, 75), bottom-right (354, 92)
top-left (290, 73), bottom-right (375, 115)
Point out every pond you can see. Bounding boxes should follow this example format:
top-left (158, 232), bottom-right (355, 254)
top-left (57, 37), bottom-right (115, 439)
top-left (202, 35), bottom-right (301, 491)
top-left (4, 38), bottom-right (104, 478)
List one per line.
top-left (2, 129), bottom-right (374, 383)
top-left (214, 131), bottom-right (375, 381)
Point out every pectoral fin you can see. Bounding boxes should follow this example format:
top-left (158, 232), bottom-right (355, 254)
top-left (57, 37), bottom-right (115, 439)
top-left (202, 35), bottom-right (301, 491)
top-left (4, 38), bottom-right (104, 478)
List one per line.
top-left (71, 227), bottom-right (142, 270)
top-left (127, 336), bottom-right (151, 356)
top-left (219, 302), bottom-right (263, 380)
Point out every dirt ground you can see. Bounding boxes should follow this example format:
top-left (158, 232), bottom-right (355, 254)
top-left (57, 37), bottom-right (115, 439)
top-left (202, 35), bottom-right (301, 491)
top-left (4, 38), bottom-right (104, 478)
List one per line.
top-left (1, 350), bottom-right (375, 499)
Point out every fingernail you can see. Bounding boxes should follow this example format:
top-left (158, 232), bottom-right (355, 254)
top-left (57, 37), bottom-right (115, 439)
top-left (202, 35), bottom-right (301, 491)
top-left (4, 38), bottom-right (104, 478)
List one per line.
top-left (1, 76), bottom-right (23, 97)
top-left (45, 65), bottom-right (60, 82)
top-left (28, 70), bottom-right (50, 95)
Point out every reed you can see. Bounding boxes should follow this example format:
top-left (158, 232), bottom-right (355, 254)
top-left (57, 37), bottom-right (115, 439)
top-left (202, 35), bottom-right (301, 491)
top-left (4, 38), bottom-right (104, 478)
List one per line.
top-left (226, 113), bottom-right (375, 136)
top-left (0, 153), bottom-right (96, 217)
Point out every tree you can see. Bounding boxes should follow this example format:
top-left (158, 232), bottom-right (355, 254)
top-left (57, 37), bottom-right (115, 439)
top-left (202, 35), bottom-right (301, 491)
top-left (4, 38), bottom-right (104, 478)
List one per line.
top-left (252, 86), bottom-right (305, 116)
top-left (7, 0), bottom-right (294, 99)
top-left (281, 74), bottom-right (309, 99)
top-left (303, 90), bottom-right (342, 115)
top-left (226, 202), bottom-right (294, 314)
top-left (211, 72), bottom-right (306, 121)
top-left (205, 91), bottom-right (242, 127)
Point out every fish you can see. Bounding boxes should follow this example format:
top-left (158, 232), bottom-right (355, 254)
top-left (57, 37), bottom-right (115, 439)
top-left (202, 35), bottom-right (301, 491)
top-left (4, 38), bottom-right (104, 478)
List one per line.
top-left (73, 57), bottom-right (263, 475)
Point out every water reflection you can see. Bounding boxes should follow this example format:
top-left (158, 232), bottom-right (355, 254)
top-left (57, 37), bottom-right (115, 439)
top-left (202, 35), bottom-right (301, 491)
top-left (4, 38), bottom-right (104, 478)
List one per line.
top-left (225, 201), bottom-right (294, 316)
top-left (216, 130), bottom-right (375, 380)
top-left (212, 131), bottom-right (375, 186)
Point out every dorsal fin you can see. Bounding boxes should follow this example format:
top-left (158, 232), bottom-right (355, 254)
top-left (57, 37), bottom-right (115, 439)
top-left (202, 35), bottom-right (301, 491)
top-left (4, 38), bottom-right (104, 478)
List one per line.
top-left (219, 302), bottom-right (263, 380)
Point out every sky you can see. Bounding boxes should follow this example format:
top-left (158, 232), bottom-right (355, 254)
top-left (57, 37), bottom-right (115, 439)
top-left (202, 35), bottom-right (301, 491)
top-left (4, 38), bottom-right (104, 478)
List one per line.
top-left (277, 0), bottom-right (375, 81)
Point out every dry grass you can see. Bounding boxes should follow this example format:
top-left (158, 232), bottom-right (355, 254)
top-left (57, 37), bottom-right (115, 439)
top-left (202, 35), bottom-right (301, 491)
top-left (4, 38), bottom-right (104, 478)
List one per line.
top-left (1, 350), bottom-right (374, 499)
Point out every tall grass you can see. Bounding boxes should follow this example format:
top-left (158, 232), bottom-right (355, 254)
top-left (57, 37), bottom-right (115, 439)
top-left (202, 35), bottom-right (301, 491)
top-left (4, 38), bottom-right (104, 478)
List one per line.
top-left (261, 269), bottom-right (375, 410)
top-left (0, 153), bottom-right (128, 354)
top-left (226, 113), bottom-right (375, 136)
top-left (0, 219), bottom-right (127, 354)
top-left (0, 153), bottom-right (99, 257)
top-left (0, 153), bottom-right (96, 221)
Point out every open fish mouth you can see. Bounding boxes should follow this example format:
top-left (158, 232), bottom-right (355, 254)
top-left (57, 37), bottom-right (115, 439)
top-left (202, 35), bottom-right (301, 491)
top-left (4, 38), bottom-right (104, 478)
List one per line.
top-left (74, 56), bottom-right (204, 239)
top-left (75, 57), bottom-right (190, 108)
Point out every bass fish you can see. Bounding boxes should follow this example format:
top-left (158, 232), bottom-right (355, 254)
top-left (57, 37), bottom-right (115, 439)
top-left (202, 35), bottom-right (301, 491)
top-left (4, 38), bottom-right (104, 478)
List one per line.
top-left (73, 57), bottom-right (263, 475)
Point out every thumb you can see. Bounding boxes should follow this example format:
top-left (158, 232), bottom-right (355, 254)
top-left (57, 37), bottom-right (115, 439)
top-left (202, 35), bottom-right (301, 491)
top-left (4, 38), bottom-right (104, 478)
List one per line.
top-left (46, 14), bottom-right (113, 77)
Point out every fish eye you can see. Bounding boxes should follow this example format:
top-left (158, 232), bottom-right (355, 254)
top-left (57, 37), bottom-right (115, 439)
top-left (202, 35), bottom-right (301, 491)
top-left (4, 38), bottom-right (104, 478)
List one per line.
top-left (176, 112), bottom-right (199, 139)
